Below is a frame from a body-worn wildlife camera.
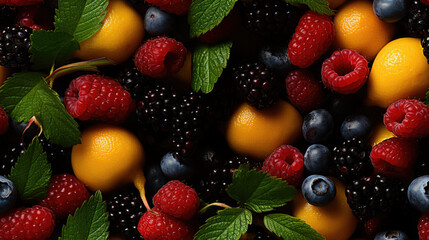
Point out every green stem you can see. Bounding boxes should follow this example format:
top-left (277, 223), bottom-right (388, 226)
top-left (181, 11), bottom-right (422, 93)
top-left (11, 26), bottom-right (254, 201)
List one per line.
top-left (199, 202), bottom-right (232, 214)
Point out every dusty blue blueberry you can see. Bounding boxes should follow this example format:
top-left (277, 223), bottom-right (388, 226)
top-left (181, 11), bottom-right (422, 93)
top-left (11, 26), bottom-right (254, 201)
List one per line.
top-left (301, 175), bottom-right (336, 206)
top-left (0, 175), bottom-right (17, 213)
top-left (160, 152), bottom-right (193, 180)
top-left (144, 6), bottom-right (175, 36)
top-left (302, 109), bottom-right (334, 143)
top-left (373, 0), bottom-right (407, 23)
top-left (374, 230), bottom-right (409, 240)
top-left (304, 144), bottom-right (331, 174)
top-left (259, 44), bottom-right (293, 72)
top-left (408, 175), bottom-right (429, 212)
top-left (340, 114), bottom-right (371, 140)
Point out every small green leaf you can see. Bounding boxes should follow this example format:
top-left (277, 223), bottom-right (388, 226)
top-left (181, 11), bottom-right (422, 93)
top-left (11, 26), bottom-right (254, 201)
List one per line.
top-left (60, 191), bottom-right (109, 240)
top-left (0, 72), bottom-right (81, 147)
top-left (30, 30), bottom-right (79, 71)
top-left (226, 165), bottom-right (296, 213)
top-left (194, 208), bottom-right (252, 240)
top-left (192, 42), bottom-right (232, 93)
top-left (188, 0), bottom-right (237, 38)
top-left (285, 0), bottom-right (333, 15)
top-left (9, 138), bottom-right (51, 203)
top-left (54, 0), bottom-right (108, 42)
top-left (425, 89), bottom-right (429, 105)
top-left (264, 214), bottom-right (325, 240)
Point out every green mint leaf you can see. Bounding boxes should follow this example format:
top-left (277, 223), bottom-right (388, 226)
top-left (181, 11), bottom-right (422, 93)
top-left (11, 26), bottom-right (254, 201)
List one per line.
top-left (0, 72), bottom-right (81, 147)
top-left (9, 138), bottom-right (51, 203)
top-left (425, 89), bottom-right (429, 105)
top-left (30, 30), bottom-right (79, 71)
top-left (285, 0), bottom-right (333, 15)
top-left (54, 0), bottom-right (108, 42)
top-left (194, 208), bottom-right (252, 240)
top-left (60, 191), bottom-right (109, 240)
top-left (226, 165), bottom-right (296, 213)
top-left (192, 42), bottom-right (232, 93)
top-left (188, 0), bottom-right (237, 38)
top-left (264, 214), bottom-right (325, 240)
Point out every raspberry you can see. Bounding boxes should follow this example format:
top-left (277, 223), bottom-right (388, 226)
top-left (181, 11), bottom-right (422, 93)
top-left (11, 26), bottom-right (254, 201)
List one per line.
top-left (370, 137), bottom-right (419, 180)
top-left (421, 0), bottom-right (429, 6)
top-left (321, 49), bottom-right (369, 94)
top-left (419, 213), bottom-right (429, 240)
top-left (145, 0), bottom-right (191, 15)
top-left (262, 145), bottom-right (304, 186)
top-left (0, 205), bottom-right (55, 240)
top-left (153, 180), bottom-right (199, 220)
top-left (39, 174), bottom-right (90, 219)
top-left (64, 74), bottom-right (135, 124)
top-left (285, 69), bottom-right (325, 112)
top-left (137, 207), bottom-right (194, 240)
top-left (383, 99), bottom-right (429, 139)
top-left (134, 36), bottom-right (187, 79)
top-left (287, 11), bottom-right (334, 68)
top-left (0, 0), bottom-right (43, 6)
top-left (0, 107), bottom-right (8, 135)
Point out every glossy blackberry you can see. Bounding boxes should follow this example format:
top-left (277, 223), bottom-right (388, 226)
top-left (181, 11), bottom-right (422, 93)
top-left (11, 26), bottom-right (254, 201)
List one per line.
top-left (0, 142), bottom-right (24, 176)
top-left (106, 186), bottom-right (145, 240)
top-left (407, 0), bottom-right (429, 37)
top-left (233, 62), bottom-right (281, 110)
top-left (0, 26), bottom-right (32, 68)
top-left (345, 174), bottom-right (407, 221)
top-left (332, 138), bottom-right (373, 183)
top-left (238, 0), bottom-right (302, 37)
top-left (38, 136), bottom-right (72, 174)
top-left (422, 33), bottom-right (429, 64)
top-left (116, 63), bottom-right (153, 100)
top-left (0, 6), bottom-right (16, 28)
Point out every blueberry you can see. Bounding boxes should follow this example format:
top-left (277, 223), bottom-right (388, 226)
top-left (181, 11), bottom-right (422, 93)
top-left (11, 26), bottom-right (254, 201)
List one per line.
top-left (160, 152), bottom-right (193, 180)
top-left (144, 163), bottom-right (169, 199)
top-left (144, 6), bottom-right (175, 36)
top-left (340, 114), bottom-right (371, 140)
top-left (374, 230), bottom-right (409, 240)
top-left (259, 44), bottom-right (293, 72)
top-left (373, 0), bottom-right (407, 23)
top-left (301, 175), bottom-right (336, 206)
top-left (304, 144), bottom-right (331, 174)
top-left (302, 109), bottom-right (334, 143)
top-left (408, 175), bottom-right (429, 212)
top-left (0, 175), bottom-right (17, 213)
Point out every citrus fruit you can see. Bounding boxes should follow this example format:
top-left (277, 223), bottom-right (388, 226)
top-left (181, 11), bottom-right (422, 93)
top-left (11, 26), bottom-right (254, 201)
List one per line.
top-left (369, 123), bottom-right (395, 147)
top-left (0, 66), bottom-right (10, 86)
top-left (226, 100), bottom-right (302, 160)
top-left (333, 0), bottom-right (394, 61)
top-left (72, 0), bottom-right (144, 64)
top-left (292, 178), bottom-right (358, 240)
top-left (327, 0), bottom-right (347, 9)
top-left (366, 38), bottom-right (429, 108)
top-left (71, 124), bottom-right (145, 192)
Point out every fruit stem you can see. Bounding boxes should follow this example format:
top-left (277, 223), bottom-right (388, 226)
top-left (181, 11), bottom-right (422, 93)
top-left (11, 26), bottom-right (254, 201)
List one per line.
top-left (199, 202), bottom-right (232, 214)
top-left (22, 116), bottom-right (43, 144)
top-left (133, 170), bottom-right (151, 212)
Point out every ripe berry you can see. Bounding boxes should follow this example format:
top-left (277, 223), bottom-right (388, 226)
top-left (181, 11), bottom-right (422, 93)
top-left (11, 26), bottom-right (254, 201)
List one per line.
top-left (321, 49), bottom-right (369, 95)
top-left (0, 6), bottom-right (16, 29)
top-left (0, 175), bottom-right (16, 213)
top-left (160, 152), bottom-right (193, 180)
top-left (418, 213), bottom-right (429, 239)
top-left (301, 175), bottom-right (336, 206)
top-left (262, 145), bottom-right (304, 186)
top-left (407, 0), bottom-right (429, 37)
top-left (408, 175), bottom-right (429, 212)
top-left (145, 0), bottom-right (192, 15)
top-left (0, 107), bottom-right (8, 135)
top-left (340, 114), bottom-right (372, 140)
top-left (303, 144), bottom-right (331, 174)
top-left (374, 230), bottom-right (409, 240)
top-left (259, 44), bottom-right (292, 72)
top-left (144, 6), bottom-right (175, 36)
top-left (144, 163), bottom-right (169, 200)
top-left (0, 25), bottom-right (32, 68)
top-left (373, 0), bottom-right (408, 23)
top-left (302, 109), bottom-right (335, 144)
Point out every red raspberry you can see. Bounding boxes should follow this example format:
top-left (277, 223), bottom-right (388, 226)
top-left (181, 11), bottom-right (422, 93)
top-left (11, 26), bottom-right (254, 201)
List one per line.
top-left (0, 205), bottom-right (55, 240)
top-left (287, 11), bottom-right (335, 68)
top-left (134, 36), bottom-right (187, 79)
top-left (153, 180), bottom-right (199, 220)
top-left (138, 207), bottom-right (194, 240)
top-left (64, 74), bottom-right (134, 124)
top-left (0, 107), bottom-right (9, 135)
top-left (370, 137), bottom-right (418, 180)
top-left (285, 69), bottom-right (325, 112)
top-left (419, 213), bottom-right (429, 240)
top-left (321, 49), bottom-right (369, 94)
top-left (145, 0), bottom-right (192, 15)
top-left (383, 99), bottom-right (429, 139)
top-left (262, 145), bottom-right (304, 186)
top-left (39, 174), bottom-right (90, 219)
top-left (0, 0), bottom-right (43, 6)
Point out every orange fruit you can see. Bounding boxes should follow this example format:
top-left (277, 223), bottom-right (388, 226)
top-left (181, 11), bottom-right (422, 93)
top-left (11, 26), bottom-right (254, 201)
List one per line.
top-left (292, 178), bottom-right (358, 240)
top-left (226, 101), bottom-right (302, 160)
top-left (71, 124), bottom-right (145, 192)
top-left (366, 38), bottom-right (429, 108)
top-left (0, 66), bottom-right (10, 86)
top-left (369, 123), bottom-right (395, 147)
top-left (169, 49), bottom-right (192, 93)
top-left (327, 0), bottom-right (347, 9)
top-left (333, 0), bottom-right (394, 61)
top-left (72, 0), bottom-right (144, 64)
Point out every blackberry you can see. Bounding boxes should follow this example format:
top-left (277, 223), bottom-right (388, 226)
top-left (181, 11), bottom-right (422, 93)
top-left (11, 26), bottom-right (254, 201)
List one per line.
top-left (106, 186), bottom-right (146, 240)
top-left (407, 0), bottom-right (429, 37)
top-left (0, 142), bottom-right (24, 176)
top-left (422, 32), bottom-right (429, 64)
top-left (0, 6), bottom-right (16, 28)
top-left (116, 63), bottom-right (154, 100)
top-left (38, 136), bottom-right (72, 174)
top-left (332, 138), bottom-right (373, 183)
top-left (0, 26), bottom-right (32, 68)
top-left (233, 62), bottom-right (281, 110)
top-left (345, 174), bottom-right (407, 221)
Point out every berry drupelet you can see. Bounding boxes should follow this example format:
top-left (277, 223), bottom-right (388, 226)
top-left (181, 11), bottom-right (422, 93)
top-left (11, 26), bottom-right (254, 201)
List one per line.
top-left (407, 0), bottom-right (429, 37)
top-left (0, 25), bottom-right (32, 68)
top-left (0, 142), bottom-right (24, 176)
top-left (116, 63), bottom-right (153, 100)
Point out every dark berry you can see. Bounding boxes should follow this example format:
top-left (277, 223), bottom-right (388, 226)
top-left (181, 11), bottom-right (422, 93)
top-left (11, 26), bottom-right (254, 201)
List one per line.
top-left (0, 143), bottom-right (25, 177)
top-left (116, 61), bottom-right (153, 100)
top-left (374, 230), bottom-right (409, 240)
top-left (303, 144), bottom-right (331, 174)
top-left (407, 0), bottom-right (429, 37)
top-left (373, 0), bottom-right (408, 23)
top-left (258, 44), bottom-right (292, 72)
top-left (0, 6), bottom-right (16, 28)
top-left (144, 162), bottom-right (169, 200)
top-left (302, 109), bottom-right (334, 144)
top-left (407, 175), bottom-right (429, 212)
top-left (301, 175), bottom-right (336, 206)
top-left (0, 26), bottom-right (32, 68)
top-left (160, 152), bottom-right (193, 180)
top-left (0, 175), bottom-right (16, 213)
top-left (144, 6), bottom-right (175, 36)
top-left (340, 114), bottom-right (372, 140)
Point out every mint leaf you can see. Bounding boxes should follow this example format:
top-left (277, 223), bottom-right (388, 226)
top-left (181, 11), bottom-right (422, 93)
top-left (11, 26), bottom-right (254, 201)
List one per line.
top-left (30, 30), bottom-right (79, 70)
top-left (425, 90), bottom-right (429, 105)
top-left (188, 0), bottom-right (237, 38)
top-left (0, 72), bottom-right (81, 147)
top-left (264, 214), bottom-right (325, 240)
top-left (194, 208), bottom-right (252, 240)
top-left (285, 0), bottom-right (333, 15)
top-left (226, 165), bottom-right (296, 213)
top-left (192, 42), bottom-right (232, 93)
top-left (54, 0), bottom-right (108, 42)
top-left (60, 191), bottom-right (109, 240)
top-left (9, 138), bottom-right (51, 203)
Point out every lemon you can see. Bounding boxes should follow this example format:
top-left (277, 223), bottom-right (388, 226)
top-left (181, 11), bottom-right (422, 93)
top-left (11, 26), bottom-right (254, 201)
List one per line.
top-left (366, 38), bottom-right (429, 108)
